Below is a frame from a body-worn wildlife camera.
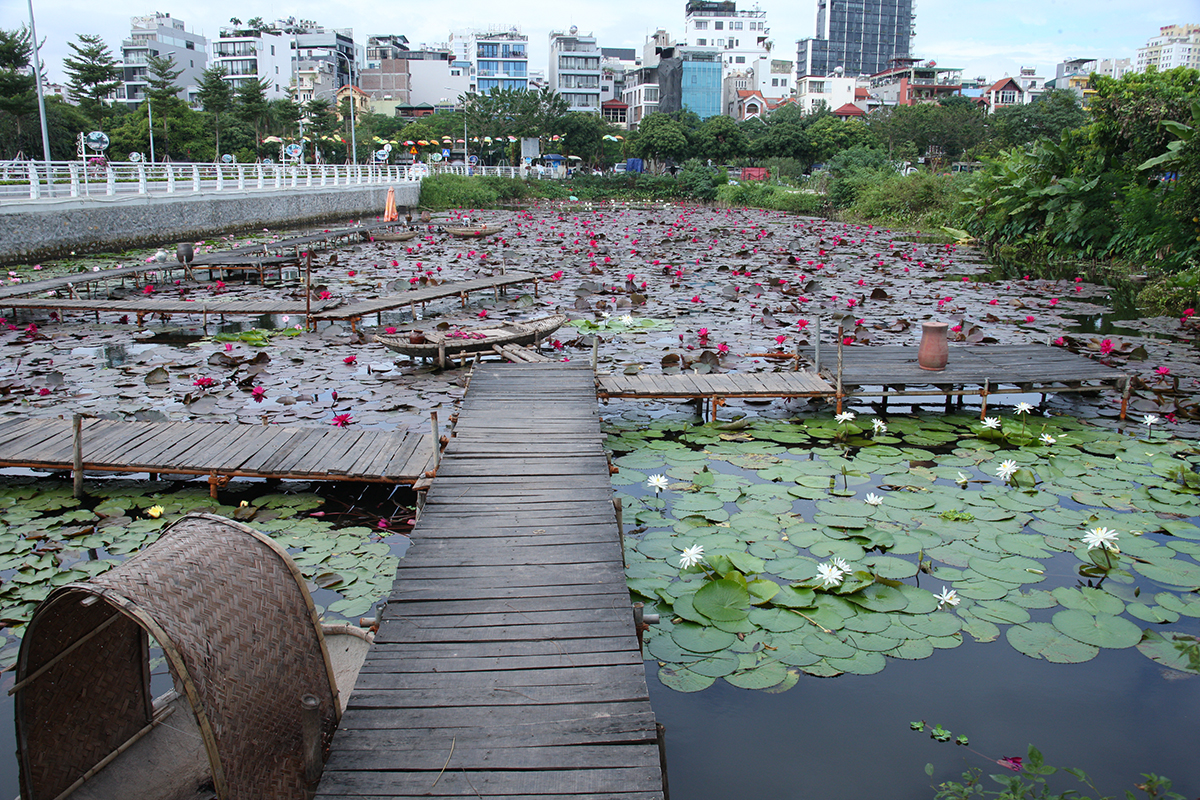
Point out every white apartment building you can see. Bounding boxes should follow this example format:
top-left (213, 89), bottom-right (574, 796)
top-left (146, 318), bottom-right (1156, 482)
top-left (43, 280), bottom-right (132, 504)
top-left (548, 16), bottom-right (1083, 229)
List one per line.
top-left (1136, 24), bottom-right (1200, 72)
top-left (212, 26), bottom-right (292, 99)
top-left (549, 28), bottom-right (602, 112)
top-left (683, 0), bottom-right (771, 77)
top-left (794, 73), bottom-right (856, 113)
top-left (452, 27), bottom-right (529, 94)
top-left (116, 13), bottom-right (207, 107)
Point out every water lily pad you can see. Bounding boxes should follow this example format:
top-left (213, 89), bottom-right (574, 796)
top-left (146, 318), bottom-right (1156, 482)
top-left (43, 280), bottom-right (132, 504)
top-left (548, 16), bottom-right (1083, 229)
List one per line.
top-left (1051, 609), bottom-right (1143, 649)
top-left (1051, 586), bottom-right (1125, 616)
top-left (824, 649), bottom-right (886, 675)
top-left (686, 650), bottom-right (741, 678)
top-left (1155, 592), bottom-right (1200, 618)
top-left (1007, 622), bottom-right (1099, 663)
top-left (672, 621), bottom-right (737, 653)
top-left (658, 666), bottom-right (716, 692)
top-left (725, 658), bottom-right (790, 689)
top-left (1136, 630), bottom-right (1200, 674)
top-left (693, 579), bottom-right (751, 621)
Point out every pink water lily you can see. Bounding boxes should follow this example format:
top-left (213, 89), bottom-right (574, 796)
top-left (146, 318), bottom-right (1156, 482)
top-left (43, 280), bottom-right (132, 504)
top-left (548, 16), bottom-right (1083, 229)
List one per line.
top-left (331, 413), bottom-right (353, 427)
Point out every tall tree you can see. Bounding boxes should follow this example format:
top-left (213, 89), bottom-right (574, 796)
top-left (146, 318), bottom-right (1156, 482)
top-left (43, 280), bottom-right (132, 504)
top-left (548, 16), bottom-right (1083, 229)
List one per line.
top-left (634, 113), bottom-right (690, 165)
top-left (236, 77), bottom-right (272, 155)
top-left (0, 28), bottom-right (37, 150)
top-left (196, 64), bottom-right (233, 160)
top-left (695, 114), bottom-right (748, 164)
top-left (144, 53), bottom-right (184, 159)
top-left (63, 34), bottom-right (120, 129)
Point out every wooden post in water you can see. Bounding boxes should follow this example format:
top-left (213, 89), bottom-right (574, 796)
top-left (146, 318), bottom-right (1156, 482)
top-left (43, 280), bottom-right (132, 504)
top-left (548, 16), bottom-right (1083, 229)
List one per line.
top-left (304, 250), bottom-right (312, 330)
top-left (300, 694), bottom-right (322, 798)
top-left (72, 414), bottom-right (84, 498)
top-left (814, 317), bottom-right (822, 372)
top-left (430, 410), bottom-right (441, 467)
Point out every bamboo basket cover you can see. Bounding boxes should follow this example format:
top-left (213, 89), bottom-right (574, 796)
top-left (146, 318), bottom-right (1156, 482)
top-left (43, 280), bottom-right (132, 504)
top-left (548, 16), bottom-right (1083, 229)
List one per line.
top-left (15, 513), bottom-right (341, 800)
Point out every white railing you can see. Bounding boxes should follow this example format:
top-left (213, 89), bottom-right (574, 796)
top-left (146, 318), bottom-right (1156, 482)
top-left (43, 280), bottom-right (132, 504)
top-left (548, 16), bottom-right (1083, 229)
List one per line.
top-left (0, 160), bottom-right (420, 202)
top-left (430, 164), bottom-right (522, 179)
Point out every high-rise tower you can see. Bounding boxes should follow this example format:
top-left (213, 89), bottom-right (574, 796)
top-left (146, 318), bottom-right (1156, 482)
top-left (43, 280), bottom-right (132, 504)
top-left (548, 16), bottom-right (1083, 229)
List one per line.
top-left (795, 0), bottom-right (915, 77)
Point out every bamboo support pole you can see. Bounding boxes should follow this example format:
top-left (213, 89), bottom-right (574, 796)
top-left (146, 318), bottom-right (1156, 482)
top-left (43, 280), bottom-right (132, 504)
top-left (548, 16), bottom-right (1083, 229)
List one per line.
top-left (72, 414), bottom-right (84, 498)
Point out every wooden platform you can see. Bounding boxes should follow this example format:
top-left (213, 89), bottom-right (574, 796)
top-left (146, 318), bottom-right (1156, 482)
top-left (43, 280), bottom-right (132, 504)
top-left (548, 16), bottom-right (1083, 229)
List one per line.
top-left (316, 362), bottom-right (664, 800)
top-left (811, 343), bottom-right (1130, 415)
top-left (0, 297), bottom-right (339, 326)
top-left (311, 271), bottom-right (545, 330)
top-left (597, 370), bottom-right (835, 421)
top-left (0, 418), bottom-right (434, 493)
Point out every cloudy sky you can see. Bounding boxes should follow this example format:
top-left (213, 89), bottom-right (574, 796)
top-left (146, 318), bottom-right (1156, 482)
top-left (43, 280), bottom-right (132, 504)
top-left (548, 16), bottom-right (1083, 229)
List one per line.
top-left (5, 0), bottom-right (1194, 88)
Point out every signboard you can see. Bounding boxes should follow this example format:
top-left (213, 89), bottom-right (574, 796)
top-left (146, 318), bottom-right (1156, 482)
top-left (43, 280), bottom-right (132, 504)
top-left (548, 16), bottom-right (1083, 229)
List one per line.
top-left (85, 131), bottom-right (110, 152)
top-left (520, 137), bottom-right (540, 160)
top-left (468, 155), bottom-right (479, 166)
top-left (262, 157), bottom-right (274, 165)
top-left (441, 149), bottom-right (451, 159)
top-left (431, 153), bottom-right (443, 162)
top-left (221, 153), bottom-right (233, 164)
top-left (285, 143), bottom-right (303, 158)
top-left (375, 149), bottom-right (389, 162)
top-left (128, 152), bottom-right (143, 162)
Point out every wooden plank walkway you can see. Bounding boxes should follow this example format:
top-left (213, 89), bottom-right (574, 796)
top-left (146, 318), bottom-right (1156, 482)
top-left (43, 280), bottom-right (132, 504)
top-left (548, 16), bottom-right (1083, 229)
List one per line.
top-left (0, 297), bottom-right (339, 326)
top-left (316, 362), bottom-right (664, 800)
top-left (598, 370), bottom-right (835, 421)
top-left (311, 271), bottom-right (545, 329)
top-left (811, 343), bottom-right (1130, 414)
top-left (0, 418), bottom-right (434, 492)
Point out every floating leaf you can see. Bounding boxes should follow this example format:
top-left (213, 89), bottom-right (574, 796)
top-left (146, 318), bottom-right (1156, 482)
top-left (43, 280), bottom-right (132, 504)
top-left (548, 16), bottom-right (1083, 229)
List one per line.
top-left (693, 579), bottom-right (750, 621)
top-left (1051, 609), bottom-right (1143, 650)
top-left (1007, 622), bottom-right (1099, 663)
top-left (671, 622), bottom-right (737, 653)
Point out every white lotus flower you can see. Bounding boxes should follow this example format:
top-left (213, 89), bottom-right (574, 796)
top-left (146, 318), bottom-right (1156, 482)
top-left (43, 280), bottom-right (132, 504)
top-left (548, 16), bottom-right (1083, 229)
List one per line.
top-left (864, 492), bottom-right (883, 506)
top-left (816, 562), bottom-right (845, 588)
top-left (1039, 433), bottom-right (1056, 445)
top-left (872, 418), bottom-right (887, 434)
top-left (995, 459), bottom-right (1019, 481)
top-left (1142, 414), bottom-right (1160, 427)
top-left (1014, 401), bottom-right (1035, 415)
top-left (981, 417), bottom-right (1001, 429)
top-left (955, 471), bottom-right (970, 486)
top-left (678, 544), bottom-right (705, 569)
top-left (835, 411), bottom-right (856, 424)
top-left (1082, 527), bottom-right (1120, 552)
top-left (647, 474), bottom-right (669, 494)
top-left (830, 557), bottom-right (853, 575)
top-left (935, 586), bottom-right (960, 608)
top-left (620, 314), bottom-right (634, 325)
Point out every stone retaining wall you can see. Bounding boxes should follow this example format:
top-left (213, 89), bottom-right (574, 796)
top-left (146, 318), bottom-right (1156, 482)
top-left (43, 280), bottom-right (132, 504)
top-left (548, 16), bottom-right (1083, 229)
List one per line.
top-left (0, 183), bottom-right (422, 264)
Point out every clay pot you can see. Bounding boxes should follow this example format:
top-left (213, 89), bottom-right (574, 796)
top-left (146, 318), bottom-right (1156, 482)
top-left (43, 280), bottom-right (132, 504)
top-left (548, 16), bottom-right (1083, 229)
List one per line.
top-left (408, 332), bottom-right (426, 345)
top-left (175, 242), bottom-right (194, 264)
top-left (918, 322), bottom-right (949, 371)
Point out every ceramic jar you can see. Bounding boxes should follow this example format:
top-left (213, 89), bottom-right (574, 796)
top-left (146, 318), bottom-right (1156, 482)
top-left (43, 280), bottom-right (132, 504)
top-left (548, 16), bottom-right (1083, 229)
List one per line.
top-left (918, 321), bottom-right (949, 371)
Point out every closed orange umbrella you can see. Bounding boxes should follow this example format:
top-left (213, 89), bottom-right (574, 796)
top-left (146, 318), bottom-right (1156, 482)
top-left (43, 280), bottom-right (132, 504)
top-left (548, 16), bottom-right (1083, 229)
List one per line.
top-left (383, 186), bottom-right (398, 222)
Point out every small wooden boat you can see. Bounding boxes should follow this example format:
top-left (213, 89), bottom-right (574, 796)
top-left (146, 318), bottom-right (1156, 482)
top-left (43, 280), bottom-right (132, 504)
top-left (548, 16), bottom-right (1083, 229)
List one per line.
top-left (370, 229), bottom-right (419, 242)
top-left (446, 224), bottom-right (505, 238)
top-left (375, 314), bottom-right (567, 365)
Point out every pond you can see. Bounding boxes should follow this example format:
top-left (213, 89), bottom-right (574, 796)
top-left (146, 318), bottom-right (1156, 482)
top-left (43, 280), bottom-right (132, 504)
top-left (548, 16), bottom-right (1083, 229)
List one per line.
top-left (0, 203), bottom-right (1196, 797)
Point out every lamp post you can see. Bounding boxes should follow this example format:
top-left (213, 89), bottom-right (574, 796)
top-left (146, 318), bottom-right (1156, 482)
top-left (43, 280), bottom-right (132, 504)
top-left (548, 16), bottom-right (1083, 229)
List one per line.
top-left (26, 0), bottom-right (53, 189)
top-left (446, 88), bottom-right (466, 168)
top-left (330, 50), bottom-right (357, 166)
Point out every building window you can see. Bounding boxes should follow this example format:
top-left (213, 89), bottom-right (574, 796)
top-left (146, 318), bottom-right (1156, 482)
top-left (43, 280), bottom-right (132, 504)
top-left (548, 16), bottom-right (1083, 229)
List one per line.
top-left (718, 39), bottom-right (725, 46)
top-left (733, 21), bottom-right (742, 29)
top-left (771, 78), bottom-right (778, 86)
top-left (694, 20), bottom-right (707, 29)
top-left (715, 21), bottom-right (723, 29)
top-left (735, 56), bottom-right (745, 63)
top-left (270, 45), bottom-right (275, 56)
top-left (697, 38), bottom-right (706, 46)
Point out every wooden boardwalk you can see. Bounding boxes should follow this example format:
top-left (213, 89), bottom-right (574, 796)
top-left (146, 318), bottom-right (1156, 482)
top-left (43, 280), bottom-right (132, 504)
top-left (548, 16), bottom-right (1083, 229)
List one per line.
top-left (316, 362), bottom-right (664, 800)
top-left (0, 418), bottom-right (434, 493)
top-left (598, 370), bottom-right (835, 421)
top-left (812, 343), bottom-right (1130, 415)
top-left (311, 271), bottom-right (545, 329)
top-left (0, 297), bottom-right (339, 326)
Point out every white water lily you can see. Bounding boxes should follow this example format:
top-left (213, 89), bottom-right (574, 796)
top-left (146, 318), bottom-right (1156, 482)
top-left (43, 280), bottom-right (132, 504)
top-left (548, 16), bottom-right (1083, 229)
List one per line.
top-left (1014, 401), bottom-right (1036, 415)
top-left (955, 471), bottom-right (970, 486)
top-left (678, 544), bottom-right (705, 569)
top-left (864, 492), bottom-right (883, 506)
top-left (981, 417), bottom-right (1001, 429)
top-left (995, 459), bottom-right (1019, 481)
top-left (1082, 527), bottom-right (1120, 552)
top-left (1143, 414), bottom-right (1160, 427)
top-left (935, 586), bottom-right (960, 608)
top-left (835, 411), bottom-right (856, 424)
top-left (830, 557), bottom-right (853, 575)
top-left (816, 562), bottom-right (845, 588)
top-left (872, 418), bottom-right (887, 434)
top-left (647, 474), bottom-right (669, 494)
top-left (1039, 433), bottom-right (1056, 445)
top-left (620, 314), bottom-right (634, 325)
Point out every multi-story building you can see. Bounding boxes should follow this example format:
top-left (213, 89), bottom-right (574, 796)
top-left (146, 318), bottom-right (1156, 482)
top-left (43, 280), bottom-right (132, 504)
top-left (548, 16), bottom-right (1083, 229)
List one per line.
top-left (289, 23), bottom-right (358, 89)
top-left (868, 57), bottom-right (962, 106)
top-left (1136, 24), bottom-right (1200, 72)
top-left (358, 38), bottom-right (469, 111)
top-left (549, 28), bottom-right (602, 113)
top-left (658, 45), bottom-right (723, 120)
top-left (601, 48), bottom-right (638, 128)
top-left (294, 61), bottom-right (337, 105)
top-left (794, 73), bottom-right (857, 113)
top-left (623, 31), bottom-right (671, 128)
top-left (455, 28), bottom-right (529, 94)
top-left (116, 13), bottom-right (207, 107)
top-left (211, 25), bottom-right (292, 99)
top-left (682, 0), bottom-right (771, 77)
top-left (796, 0), bottom-right (915, 78)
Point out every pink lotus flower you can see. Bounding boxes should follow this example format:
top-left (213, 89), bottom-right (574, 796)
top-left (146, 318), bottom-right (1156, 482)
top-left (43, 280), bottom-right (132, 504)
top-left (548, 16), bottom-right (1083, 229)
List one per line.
top-left (691, 295), bottom-right (701, 303)
top-left (1049, 298), bottom-right (1058, 306)
top-left (989, 299), bottom-right (998, 305)
top-left (716, 342), bottom-right (729, 354)
top-left (1100, 339), bottom-right (1114, 355)
top-left (38, 387), bottom-right (50, 396)
top-left (843, 336), bottom-right (854, 345)
top-left (1024, 315), bottom-right (1035, 323)
top-left (251, 386), bottom-right (266, 402)
top-left (1156, 366), bottom-right (1170, 375)
top-left (697, 328), bottom-right (709, 338)
top-left (348, 270), bottom-right (356, 277)
top-left (478, 309), bottom-right (488, 318)
top-left (775, 335), bottom-right (787, 345)
top-left (551, 270), bottom-right (564, 280)
top-left (193, 377), bottom-right (216, 388)
top-left (951, 324), bottom-right (962, 332)
top-left (343, 356), bottom-right (357, 365)
top-left (797, 319), bottom-right (809, 330)
top-left (385, 326), bottom-right (397, 334)
top-left (331, 413), bottom-right (352, 427)
top-left (143, 285), bottom-right (155, 295)
top-left (319, 291), bottom-right (332, 299)
top-left (1054, 337), bottom-right (1065, 346)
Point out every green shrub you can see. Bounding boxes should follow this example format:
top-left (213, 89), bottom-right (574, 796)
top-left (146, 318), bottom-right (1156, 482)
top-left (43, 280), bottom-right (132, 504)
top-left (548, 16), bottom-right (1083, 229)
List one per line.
top-left (850, 171), bottom-right (973, 228)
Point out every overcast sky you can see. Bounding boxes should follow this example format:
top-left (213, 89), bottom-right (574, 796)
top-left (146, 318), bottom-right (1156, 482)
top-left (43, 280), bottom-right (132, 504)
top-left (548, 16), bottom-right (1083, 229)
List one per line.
top-left (5, 0), bottom-right (1195, 88)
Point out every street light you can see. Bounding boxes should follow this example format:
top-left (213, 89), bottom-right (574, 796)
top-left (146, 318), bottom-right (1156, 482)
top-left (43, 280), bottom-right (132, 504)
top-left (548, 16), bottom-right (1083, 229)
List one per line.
top-left (26, 0), bottom-right (53, 187)
top-left (445, 88), bottom-right (467, 169)
top-left (328, 50), bottom-right (357, 166)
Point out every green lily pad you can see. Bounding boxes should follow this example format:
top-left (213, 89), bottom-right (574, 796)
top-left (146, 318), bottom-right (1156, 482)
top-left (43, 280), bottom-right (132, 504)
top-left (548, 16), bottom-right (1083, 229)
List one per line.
top-left (1051, 609), bottom-right (1143, 649)
top-left (725, 658), bottom-right (790, 689)
top-left (1136, 630), bottom-right (1200, 674)
top-left (1051, 586), bottom-right (1125, 616)
top-left (671, 622), bottom-right (737, 653)
top-left (686, 650), bottom-right (742, 678)
top-left (824, 649), bottom-right (887, 675)
top-left (693, 579), bottom-right (751, 621)
top-left (1007, 622), bottom-right (1099, 663)
top-left (658, 666), bottom-right (717, 692)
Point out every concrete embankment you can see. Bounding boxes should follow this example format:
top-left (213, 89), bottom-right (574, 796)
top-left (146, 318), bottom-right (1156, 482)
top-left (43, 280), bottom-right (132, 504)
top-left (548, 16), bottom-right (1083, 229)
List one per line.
top-left (0, 183), bottom-right (421, 264)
